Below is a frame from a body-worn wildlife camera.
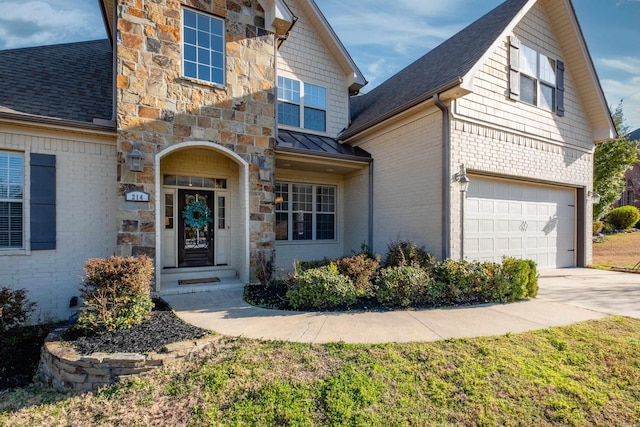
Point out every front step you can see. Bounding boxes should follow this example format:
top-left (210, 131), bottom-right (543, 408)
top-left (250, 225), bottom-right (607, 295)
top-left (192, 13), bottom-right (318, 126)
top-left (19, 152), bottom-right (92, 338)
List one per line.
top-left (157, 266), bottom-right (243, 296)
top-left (161, 266), bottom-right (237, 281)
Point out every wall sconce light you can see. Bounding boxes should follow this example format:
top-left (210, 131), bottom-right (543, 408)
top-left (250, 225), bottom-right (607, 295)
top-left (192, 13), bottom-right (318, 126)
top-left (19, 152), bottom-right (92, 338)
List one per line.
top-left (588, 191), bottom-right (601, 204)
top-left (275, 196), bottom-right (284, 204)
top-left (455, 164), bottom-right (471, 193)
top-left (257, 156), bottom-right (271, 182)
top-left (127, 144), bottom-right (144, 172)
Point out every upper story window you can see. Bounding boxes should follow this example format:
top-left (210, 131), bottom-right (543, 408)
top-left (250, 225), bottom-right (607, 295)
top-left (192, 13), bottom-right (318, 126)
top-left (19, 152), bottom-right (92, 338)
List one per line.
top-left (183, 8), bottom-right (225, 85)
top-left (0, 152), bottom-right (24, 249)
top-left (275, 182), bottom-right (336, 241)
top-left (520, 45), bottom-right (556, 111)
top-left (277, 76), bottom-right (327, 132)
top-left (509, 36), bottom-right (565, 117)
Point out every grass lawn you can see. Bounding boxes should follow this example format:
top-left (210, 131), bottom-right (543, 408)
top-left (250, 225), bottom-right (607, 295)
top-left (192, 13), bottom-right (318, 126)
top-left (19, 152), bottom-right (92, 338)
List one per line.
top-left (592, 232), bottom-right (640, 269)
top-left (1, 317), bottom-right (639, 426)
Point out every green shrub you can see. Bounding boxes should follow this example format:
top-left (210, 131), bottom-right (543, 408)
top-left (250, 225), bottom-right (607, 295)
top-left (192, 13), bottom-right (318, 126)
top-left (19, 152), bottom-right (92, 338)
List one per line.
top-left (286, 264), bottom-right (357, 309)
top-left (0, 287), bottom-right (36, 332)
top-left (295, 258), bottom-right (333, 273)
top-left (77, 256), bottom-right (154, 333)
top-left (605, 206), bottom-right (640, 230)
top-left (376, 266), bottom-right (432, 307)
top-left (384, 240), bottom-right (435, 268)
top-left (335, 254), bottom-right (380, 297)
top-left (429, 259), bottom-right (506, 305)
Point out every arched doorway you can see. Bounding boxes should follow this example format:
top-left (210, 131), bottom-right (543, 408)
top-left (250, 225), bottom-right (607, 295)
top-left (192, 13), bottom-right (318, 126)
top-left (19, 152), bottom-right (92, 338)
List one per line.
top-left (154, 142), bottom-right (250, 292)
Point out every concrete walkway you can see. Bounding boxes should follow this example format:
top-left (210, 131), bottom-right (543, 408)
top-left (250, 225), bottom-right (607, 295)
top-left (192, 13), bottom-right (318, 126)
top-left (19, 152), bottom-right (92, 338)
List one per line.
top-left (163, 268), bottom-right (640, 344)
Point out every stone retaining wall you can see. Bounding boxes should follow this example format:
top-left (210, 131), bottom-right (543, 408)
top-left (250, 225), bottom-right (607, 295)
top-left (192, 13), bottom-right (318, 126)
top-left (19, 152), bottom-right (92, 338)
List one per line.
top-left (37, 327), bottom-right (220, 393)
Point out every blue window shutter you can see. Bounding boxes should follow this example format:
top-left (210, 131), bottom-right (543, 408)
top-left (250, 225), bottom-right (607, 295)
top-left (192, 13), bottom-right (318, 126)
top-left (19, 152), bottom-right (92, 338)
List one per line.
top-left (556, 60), bottom-right (565, 117)
top-left (30, 154), bottom-right (56, 250)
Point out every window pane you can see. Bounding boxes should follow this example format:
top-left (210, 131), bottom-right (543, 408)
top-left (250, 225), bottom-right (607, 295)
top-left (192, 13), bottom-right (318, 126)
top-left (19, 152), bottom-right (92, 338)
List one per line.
top-left (198, 47), bottom-right (210, 65)
top-left (275, 182), bottom-right (289, 211)
top-left (292, 184), bottom-right (312, 211)
top-left (198, 64), bottom-right (210, 81)
top-left (277, 76), bottom-right (300, 103)
top-left (304, 107), bottom-right (326, 132)
top-left (184, 61), bottom-right (197, 79)
top-left (184, 10), bottom-right (197, 28)
top-left (184, 45), bottom-right (196, 61)
top-left (520, 75), bottom-right (536, 105)
top-left (276, 212), bottom-right (288, 240)
top-left (520, 44), bottom-right (537, 77)
top-left (0, 201), bottom-right (22, 248)
top-left (316, 214), bottom-right (335, 240)
top-left (540, 83), bottom-right (555, 111)
top-left (539, 55), bottom-right (556, 84)
top-left (184, 28), bottom-right (196, 45)
top-left (278, 102), bottom-right (300, 127)
top-left (316, 186), bottom-right (335, 213)
top-left (211, 68), bottom-right (224, 85)
top-left (304, 83), bottom-right (326, 109)
top-left (198, 31), bottom-right (210, 48)
top-left (211, 35), bottom-right (223, 53)
top-left (197, 14), bottom-right (209, 31)
top-left (218, 196), bottom-right (225, 229)
top-left (293, 212), bottom-right (312, 240)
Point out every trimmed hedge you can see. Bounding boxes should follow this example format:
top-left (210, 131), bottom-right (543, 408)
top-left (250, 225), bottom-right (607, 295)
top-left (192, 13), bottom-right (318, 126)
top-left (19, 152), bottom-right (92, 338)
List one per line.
top-left (282, 256), bottom-right (538, 310)
top-left (286, 264), bottom-right (357, 310)
top-left (605, 206), bottom-right (640, 230)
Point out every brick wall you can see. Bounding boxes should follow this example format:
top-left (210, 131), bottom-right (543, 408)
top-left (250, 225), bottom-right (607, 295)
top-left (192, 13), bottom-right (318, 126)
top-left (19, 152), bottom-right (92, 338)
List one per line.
top-left (0, 125), bottom-right (117, 321)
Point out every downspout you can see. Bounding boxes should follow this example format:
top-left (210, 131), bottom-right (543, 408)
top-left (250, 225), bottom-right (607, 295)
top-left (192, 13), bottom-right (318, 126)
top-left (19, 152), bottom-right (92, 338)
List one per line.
top-left (368, 160), bottom-right (374, 251)
top-left (434, 93), bottom-right (450, 260)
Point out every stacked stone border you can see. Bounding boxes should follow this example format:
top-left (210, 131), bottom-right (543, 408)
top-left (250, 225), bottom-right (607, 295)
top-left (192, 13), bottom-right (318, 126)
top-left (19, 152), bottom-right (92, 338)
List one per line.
top-left (37, 327), bottom-right (221, 393)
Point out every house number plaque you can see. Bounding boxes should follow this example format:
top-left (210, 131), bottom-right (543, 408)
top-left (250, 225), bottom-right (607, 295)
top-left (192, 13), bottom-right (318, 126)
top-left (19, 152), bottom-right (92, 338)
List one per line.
top-left (125, 190), bottom-right (150, 202)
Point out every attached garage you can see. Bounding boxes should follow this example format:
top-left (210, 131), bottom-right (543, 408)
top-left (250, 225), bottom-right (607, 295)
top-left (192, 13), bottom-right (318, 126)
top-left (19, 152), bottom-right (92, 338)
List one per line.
top-left (463, 177), bottom-right (576, 269)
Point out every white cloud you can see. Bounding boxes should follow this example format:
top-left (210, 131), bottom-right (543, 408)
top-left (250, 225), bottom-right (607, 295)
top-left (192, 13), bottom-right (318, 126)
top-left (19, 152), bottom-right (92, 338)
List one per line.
top-left (601, 76), bottom-right (640, 130)
top-left (599, 57), bottom-right (640, 75)
top-left (0, 0), bottom-right (105, 49)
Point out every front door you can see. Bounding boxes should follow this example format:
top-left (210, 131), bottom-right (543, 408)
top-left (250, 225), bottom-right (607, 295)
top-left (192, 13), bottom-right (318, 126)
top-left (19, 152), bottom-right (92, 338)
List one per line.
top-left (178, 189), bottom-right (215, 267)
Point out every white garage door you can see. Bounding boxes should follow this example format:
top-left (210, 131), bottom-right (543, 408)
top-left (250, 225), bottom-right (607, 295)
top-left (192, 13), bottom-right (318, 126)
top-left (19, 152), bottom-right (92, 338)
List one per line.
top-left (464, 177), bottom-right (575, 269)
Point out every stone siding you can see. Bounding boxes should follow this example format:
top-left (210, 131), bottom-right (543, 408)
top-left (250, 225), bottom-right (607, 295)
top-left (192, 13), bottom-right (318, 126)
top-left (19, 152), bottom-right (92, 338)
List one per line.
top-left (115, 0), bottom-right (277, 271)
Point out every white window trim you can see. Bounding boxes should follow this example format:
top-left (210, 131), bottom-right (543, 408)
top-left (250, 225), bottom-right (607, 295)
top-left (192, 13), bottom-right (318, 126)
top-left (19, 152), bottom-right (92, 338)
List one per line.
top-left (0, 150), bottom-right (28, 254)
top-left (277, 76), bottom-right (328, 133)
top-left (275, 181), bottom-right (337, 242)
top-left (181, 7), bottom-right (226, 88)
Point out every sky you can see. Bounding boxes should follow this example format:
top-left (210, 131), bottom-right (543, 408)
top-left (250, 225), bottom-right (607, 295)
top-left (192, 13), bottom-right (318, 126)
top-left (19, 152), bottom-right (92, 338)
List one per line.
top-left (0, 0), bottom-right (638, 130)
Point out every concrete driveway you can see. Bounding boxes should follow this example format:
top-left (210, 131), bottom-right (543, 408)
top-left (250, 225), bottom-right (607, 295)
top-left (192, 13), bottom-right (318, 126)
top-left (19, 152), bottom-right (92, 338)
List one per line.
top-left (538, 268), bottom-right (640, 318)
top-left (163, 268), bottom-right (640, 344)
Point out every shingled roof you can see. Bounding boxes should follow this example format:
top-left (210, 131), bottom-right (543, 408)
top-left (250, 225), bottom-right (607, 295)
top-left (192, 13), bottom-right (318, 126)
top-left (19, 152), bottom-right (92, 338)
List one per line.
top-left (342, 0), bottom-right (530, 140)
top-left (629, 128), bottom-right (640, 142)
top-left (0, 39), bottom-right (113, 124)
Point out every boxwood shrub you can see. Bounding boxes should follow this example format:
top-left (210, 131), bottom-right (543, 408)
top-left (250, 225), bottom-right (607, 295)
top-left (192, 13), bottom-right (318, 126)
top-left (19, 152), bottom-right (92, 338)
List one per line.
top-left (605, 206), bottom-right (640, 230)
top-left (287, 264), bottom-right (357, 309)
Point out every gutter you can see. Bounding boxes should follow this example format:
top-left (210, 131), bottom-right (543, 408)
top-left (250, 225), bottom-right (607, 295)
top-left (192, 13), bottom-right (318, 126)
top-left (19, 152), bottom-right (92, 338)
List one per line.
top-left (275, 146), bottom-right (371, 164)
top-left (433, 93), bottom-right (451, 260)
top-left (340, 78), bottom-right (463, 142)
top-left (0, 111), bottom-right (116, 135)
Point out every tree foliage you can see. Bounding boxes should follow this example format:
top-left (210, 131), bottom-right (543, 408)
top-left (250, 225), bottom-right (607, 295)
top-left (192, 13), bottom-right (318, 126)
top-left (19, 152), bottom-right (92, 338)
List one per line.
top-left (593, 102), bottom-right (639, 220)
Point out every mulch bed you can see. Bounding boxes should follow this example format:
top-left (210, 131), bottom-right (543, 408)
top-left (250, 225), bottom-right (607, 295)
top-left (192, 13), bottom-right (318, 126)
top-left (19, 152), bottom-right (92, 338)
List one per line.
top-left (0, 299), bottom-right (209, 392)
top-left (60, 299), bottom-right (210, 354)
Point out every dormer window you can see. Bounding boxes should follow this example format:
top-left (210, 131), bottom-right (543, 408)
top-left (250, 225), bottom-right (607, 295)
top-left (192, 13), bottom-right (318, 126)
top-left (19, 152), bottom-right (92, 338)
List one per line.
top-left (277, 76), bottom-right (327, 132)
top-left (182, 8), bottom-right (225, 86)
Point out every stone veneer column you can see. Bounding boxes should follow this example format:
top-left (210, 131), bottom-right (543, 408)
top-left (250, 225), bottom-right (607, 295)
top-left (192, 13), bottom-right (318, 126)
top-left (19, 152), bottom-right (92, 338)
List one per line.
top-left (115, 0), bottom-right (276, 276)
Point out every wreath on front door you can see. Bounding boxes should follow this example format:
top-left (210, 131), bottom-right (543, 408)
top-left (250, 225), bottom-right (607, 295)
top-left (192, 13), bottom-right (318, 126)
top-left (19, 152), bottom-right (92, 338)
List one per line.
top-left (182, 201), bottom-right (212, 229)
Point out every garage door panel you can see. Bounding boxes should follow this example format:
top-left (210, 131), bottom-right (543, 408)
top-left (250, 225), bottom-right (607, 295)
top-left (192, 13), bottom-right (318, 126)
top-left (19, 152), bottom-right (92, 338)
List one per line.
top-left (464, 177), bottom-right (575, 269)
